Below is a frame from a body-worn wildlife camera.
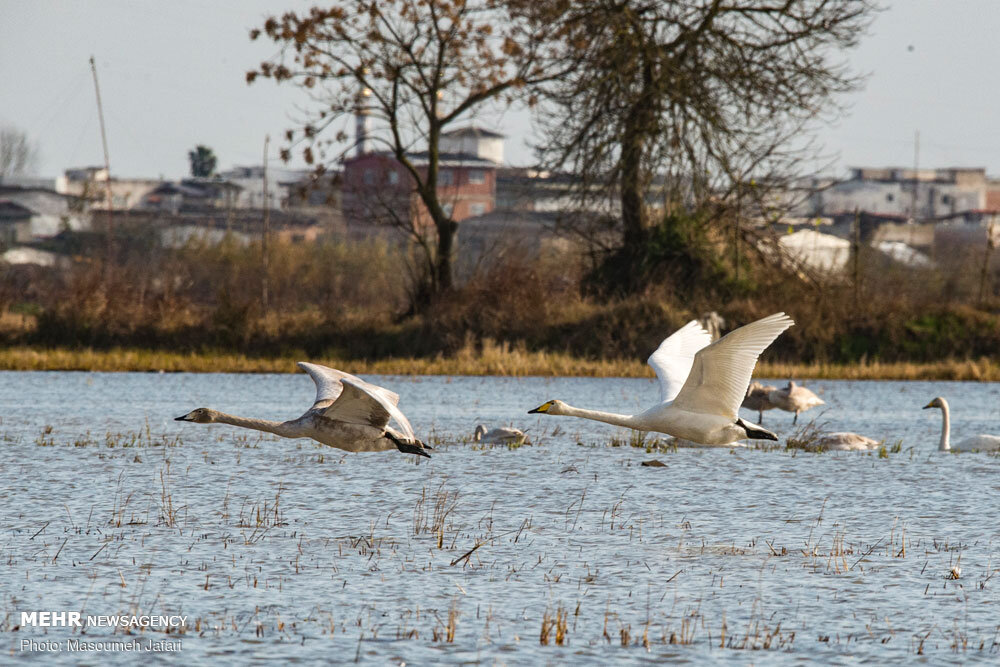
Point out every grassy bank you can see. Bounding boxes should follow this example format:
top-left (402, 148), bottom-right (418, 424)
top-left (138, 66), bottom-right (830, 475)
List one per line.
top-left (2, 345), bottom-right (999, 380)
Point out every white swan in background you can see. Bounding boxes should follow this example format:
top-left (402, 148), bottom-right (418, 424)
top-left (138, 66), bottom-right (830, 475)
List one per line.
top-left (529, 313), bottom-right (795, 445)
top-left (473, 424), bottom-right (529, 445)
top-left (741, 381), bottom-right (778, 423)
top-left (923, 396), bottom-right (1000, 452)
top-left (768, 381), bottom-right (824, 424)
top-left (814, 432), bottom-right (880, 451)
top-left (175, 362), bottom-right (430, 457)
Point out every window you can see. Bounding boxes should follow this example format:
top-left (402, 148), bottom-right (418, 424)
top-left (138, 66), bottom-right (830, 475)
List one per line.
top-left (439, 169), bottom-right (453, 185)
top-left (941, 194), bottom-right (951, 204)
top-left (442, 203), bottom-right (454, 217)
top-left (469, 202), bottom-right (486, 216)
top-left (886, 193), bottom-right (894, 202)
top-left (468, 169), bottom-right (485, 185)
top-left (363, 169), bottom-right (375, 185)
top-left (388, 170), bottom-right (399, 185)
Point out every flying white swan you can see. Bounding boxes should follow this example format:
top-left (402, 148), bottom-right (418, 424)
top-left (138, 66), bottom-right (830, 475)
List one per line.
top-left (768, 381), bottom-right (824, 424)
top-left (473, 424), bottom-right (529, 445)
top-left (529, 313), bottom-right (795, 445)
top-left (741, 381), bottom-right (778, 423)
top-left (923, 396), bottom-right (1000, 452)
top-left (175, 362), bottom-right (430, 457)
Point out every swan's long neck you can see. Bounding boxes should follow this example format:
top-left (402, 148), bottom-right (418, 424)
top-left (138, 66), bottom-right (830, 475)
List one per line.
top-left (555, 404), bottom-right (643, 430)
top-left (213, 412), bottom-right (299, 439)
top-left (938, 401), bottom-right (951, 451)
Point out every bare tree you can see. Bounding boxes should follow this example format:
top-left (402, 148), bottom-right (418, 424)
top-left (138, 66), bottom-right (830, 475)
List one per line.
top-left (517, 0), bottom-right (876, 261)
top-left (0, 126), bottom-right (39, 183)
top-left (247, 0), bottom-right (565, 303)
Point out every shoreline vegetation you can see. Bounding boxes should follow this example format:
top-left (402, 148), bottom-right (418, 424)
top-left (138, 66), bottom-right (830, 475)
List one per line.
top-left (2, 345), bottom-right (998, 381)
top-left (11, 236), bottom-right (1000, 383)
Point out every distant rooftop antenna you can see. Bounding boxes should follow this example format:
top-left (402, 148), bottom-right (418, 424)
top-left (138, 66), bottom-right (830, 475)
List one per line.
top-left (89, 55), bottom-right (114, 284)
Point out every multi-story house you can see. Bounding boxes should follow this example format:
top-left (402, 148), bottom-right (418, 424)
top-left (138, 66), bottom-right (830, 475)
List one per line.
top-left (341, 126), bottom-right (500, 236)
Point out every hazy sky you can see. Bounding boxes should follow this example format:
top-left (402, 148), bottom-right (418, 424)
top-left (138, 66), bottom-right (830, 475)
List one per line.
top-left (2, 1), bottom-right (998, 180)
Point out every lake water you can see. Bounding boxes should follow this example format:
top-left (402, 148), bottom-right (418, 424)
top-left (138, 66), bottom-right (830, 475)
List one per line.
top-left (1, 371), bottom-right (999, 663)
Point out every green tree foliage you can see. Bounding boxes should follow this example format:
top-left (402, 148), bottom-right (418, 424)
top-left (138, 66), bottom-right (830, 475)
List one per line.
top-left (188, 145), bottom-right (217, 177)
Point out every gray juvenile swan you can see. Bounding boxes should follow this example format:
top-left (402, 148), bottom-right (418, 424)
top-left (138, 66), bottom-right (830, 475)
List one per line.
top-left (529, 313), bottom-right (794, 445)
top-left (923, 396), bottom-right (1000, 452)
top-left (175, 362), bottom-right (430, 457)
top-left (473, 424), bottom-right (529, 445)
top-left (814, 432), bottom-right (880, 451)
top-left (741, 381), bottom-right (778, 423)
top-left (768, 381), bottom-right (824, 424)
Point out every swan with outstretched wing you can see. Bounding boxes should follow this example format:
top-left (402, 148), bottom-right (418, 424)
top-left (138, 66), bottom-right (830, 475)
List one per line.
top-left (530, 313), bottom-right (794, 445)
top-left (175, 362), bottom-right (430, 458)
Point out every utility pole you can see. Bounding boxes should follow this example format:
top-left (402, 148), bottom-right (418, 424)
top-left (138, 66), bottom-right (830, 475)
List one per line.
top-left (852, 207), bottom-right (861, 312)
top-left (909, 129), bottom-right (920, 221)
top-left (89, 55), bottom-right (114, 287)
top-left (979, 214), bottom-right (996, 305)
top-left (261, 135), bottom-right (270, 314)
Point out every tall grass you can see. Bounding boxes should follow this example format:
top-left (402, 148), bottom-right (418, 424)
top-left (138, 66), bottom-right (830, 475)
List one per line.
top-left (6, 228), bottom-right (1000, 375)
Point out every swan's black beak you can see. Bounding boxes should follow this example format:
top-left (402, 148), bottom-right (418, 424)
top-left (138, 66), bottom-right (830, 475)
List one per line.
top-left (175, 415), bottom-right (190, 421)
top-left (528, 400), bottom-right (553, 414)
top-left (921, 404), bottom-right (932, 410)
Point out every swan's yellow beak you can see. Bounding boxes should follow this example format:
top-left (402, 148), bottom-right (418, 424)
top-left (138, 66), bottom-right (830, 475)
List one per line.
top-left (922, 401), bottom-right (936, 409)
top-left (528, 401), bottom-right (553, 414)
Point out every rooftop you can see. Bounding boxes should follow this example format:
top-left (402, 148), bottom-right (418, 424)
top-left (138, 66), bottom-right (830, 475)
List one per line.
top-left (0, 200), bottom-right (34, 220)
top-left (442, 126), bottom-right (505, 139)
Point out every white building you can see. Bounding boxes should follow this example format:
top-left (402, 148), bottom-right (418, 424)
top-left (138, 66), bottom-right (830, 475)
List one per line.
top-left (216, 165), bottom-right (311, 209)
top-left (793, 167), bottom-right (989, 220)
top-left (0, 185), bottom-right (89, 238)
top-left (439, 126), bottom-right (505, 165)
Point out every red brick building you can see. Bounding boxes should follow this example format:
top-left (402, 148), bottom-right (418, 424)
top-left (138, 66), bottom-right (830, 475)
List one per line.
top-left (341, 127), bottom-right (503, 235)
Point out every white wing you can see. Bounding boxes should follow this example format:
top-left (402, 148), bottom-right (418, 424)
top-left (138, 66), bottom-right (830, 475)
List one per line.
top-left (297, 362), bottom-right (400, 410)
top-left (671, 313), bottom-right (794, 419)
top-left (646, 320), bottom-right (713, 403)
top-left (323, 379), bottom-right (416, 441)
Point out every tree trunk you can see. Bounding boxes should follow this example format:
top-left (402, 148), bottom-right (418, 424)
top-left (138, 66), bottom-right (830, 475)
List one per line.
top-left (619, 118), bottom-right (647, 251)
top-left (434, 217), bottom-right (457, 292)
top-left (619, 54), bottom-right (656, 253)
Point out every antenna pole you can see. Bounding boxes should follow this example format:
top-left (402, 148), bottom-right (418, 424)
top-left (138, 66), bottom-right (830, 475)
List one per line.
top-left (261, 135), bottom-right (270, 314)
top-left (89, 55), bottom-right (114, 285)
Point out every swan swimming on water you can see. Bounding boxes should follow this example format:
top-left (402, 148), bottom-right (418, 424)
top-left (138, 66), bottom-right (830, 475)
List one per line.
top-left (529, 313), bottom-right (795, 445)
top-left (813, 432), bottom-right (880, 451)
top-left (923, 396), bottom-right (1000, 452)
top-left (175, 362), bottom-right (430, 457)
top-left (473, 424), bottom-right (529, 445)
top-left (768, 381), bottom-right (824, 424)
